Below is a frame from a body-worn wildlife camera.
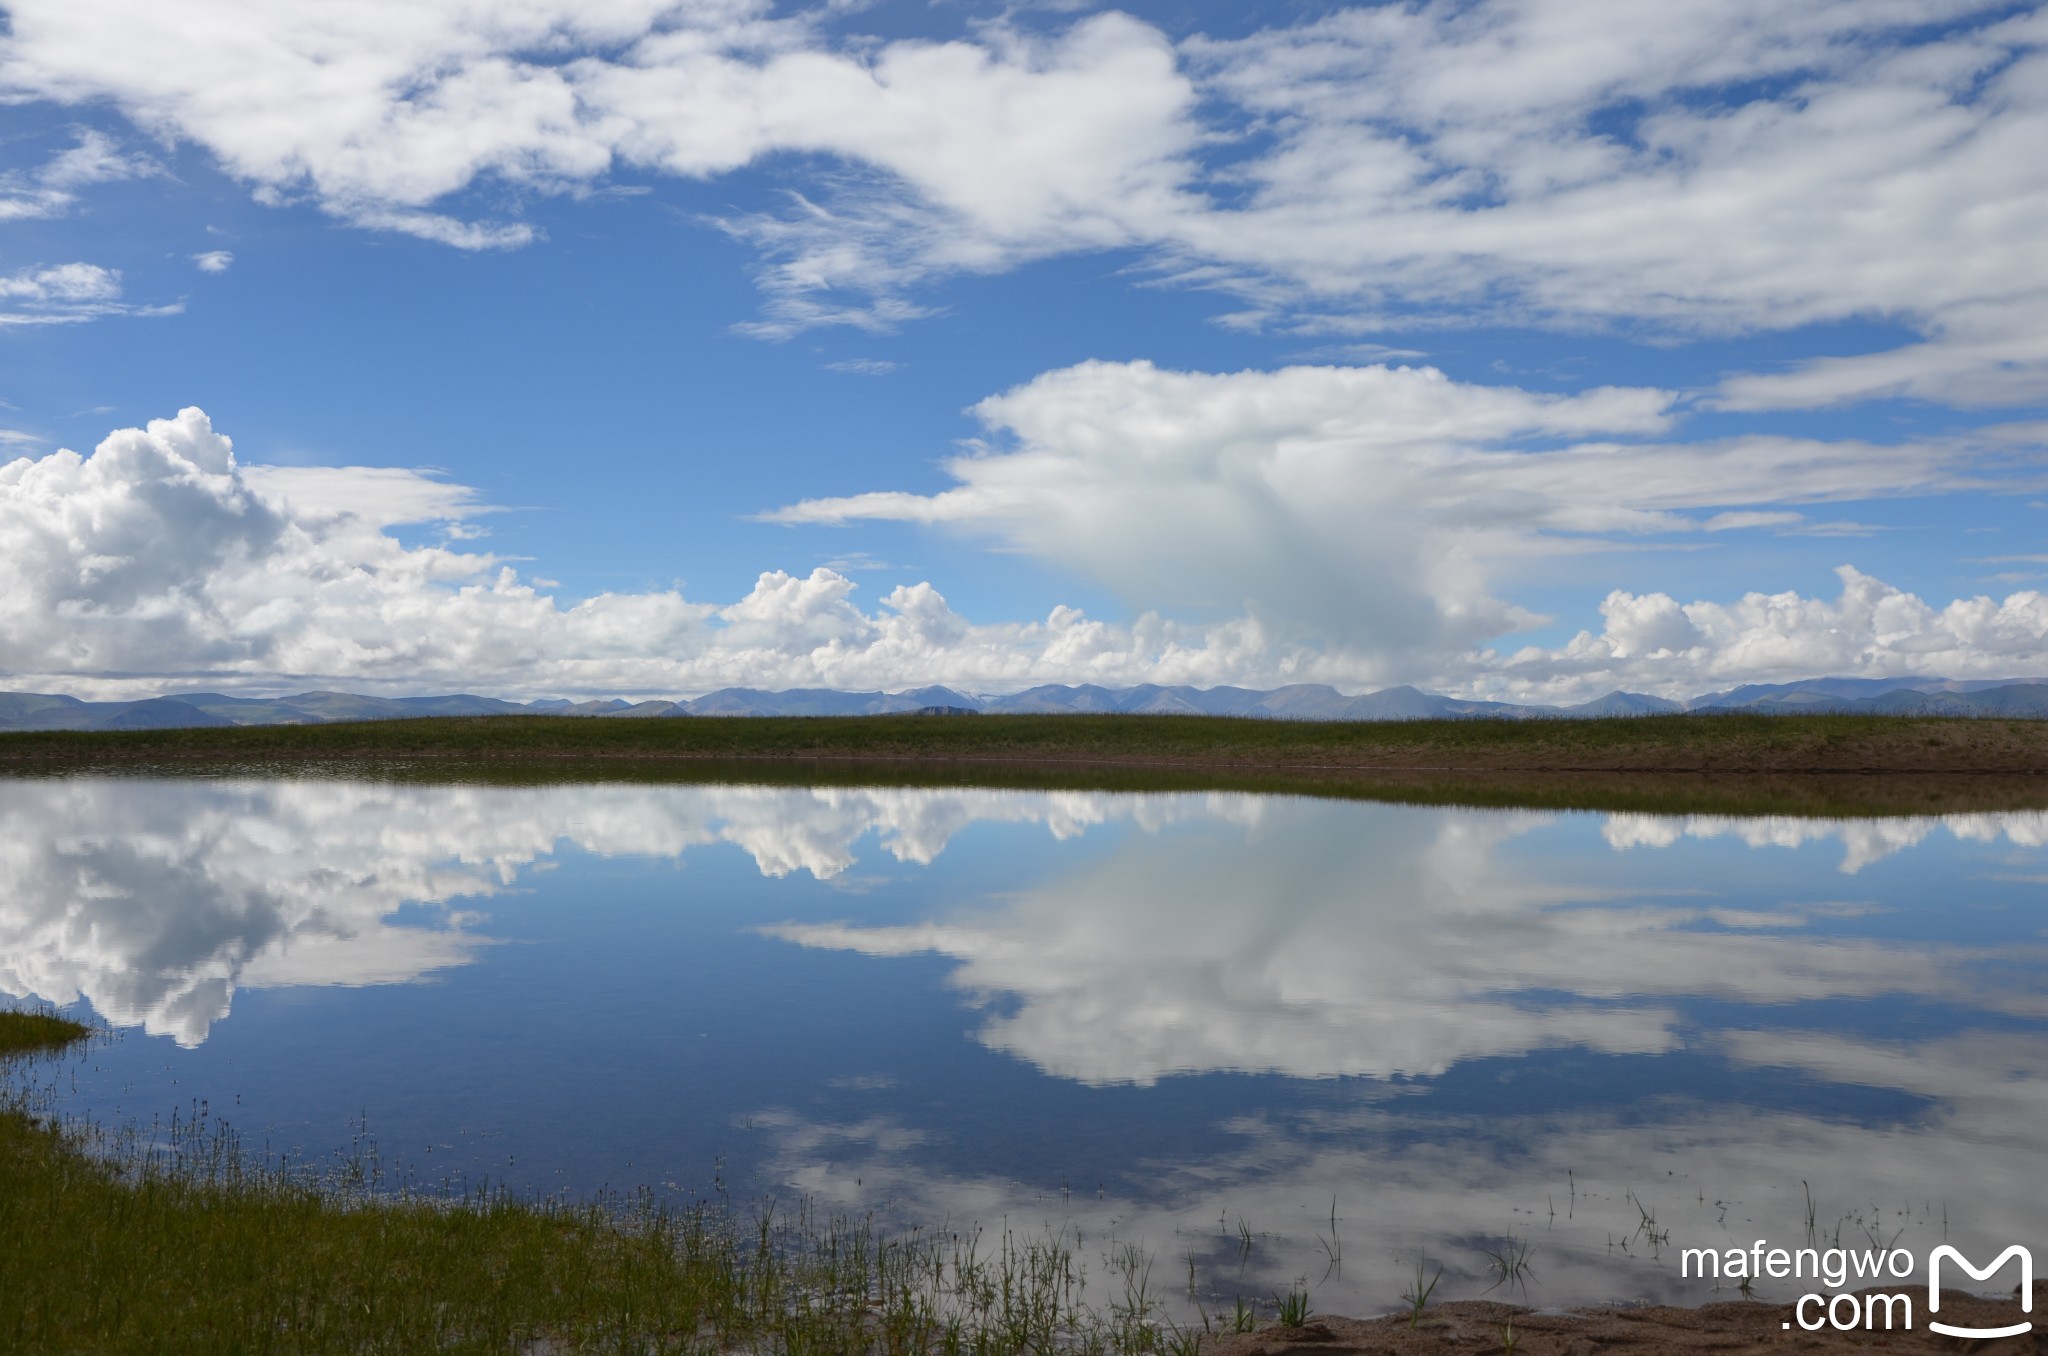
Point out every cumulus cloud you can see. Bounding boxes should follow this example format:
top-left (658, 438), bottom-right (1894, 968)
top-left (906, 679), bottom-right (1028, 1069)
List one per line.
top-left (769, 359), bottom-right (2045, 694)
top-left (1483, 566), bottom-right (2048, 701)
top-left (4, 1), bottom-right (2044, 400)
top-left (7, 403), bottom-right (2048, 700)
top-left (190, 249), bottom-right (233, 273)
top-left (0, 407), bottom-right (1315, 696)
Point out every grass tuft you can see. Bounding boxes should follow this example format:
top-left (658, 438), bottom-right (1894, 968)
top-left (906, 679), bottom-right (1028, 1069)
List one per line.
top-left (1401, 1253), bottom-right (1442, 1329)
top-left (0, 1008), bottom-right (89, 1059)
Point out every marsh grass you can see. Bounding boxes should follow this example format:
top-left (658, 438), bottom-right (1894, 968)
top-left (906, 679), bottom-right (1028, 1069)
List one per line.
top-left (0, 1007), bottom-right (87, 1058)
top-left (1480, 1235), bottom-right (1536, 1296)
top-left (0, 1013), bottom-right (1186, 1356)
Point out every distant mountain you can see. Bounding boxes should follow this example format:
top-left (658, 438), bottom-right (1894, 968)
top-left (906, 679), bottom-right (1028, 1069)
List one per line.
top-left (5, 675), bottom-right (2047, 732)
top-left (1688, 677), bottom-right (1945, 707)
top-left (1564, 690), bottom-right (1685, 717)
top-left (0, 689), bottom-right (534, 732)
top-left (1687, 676), bottom-right (2048, 717)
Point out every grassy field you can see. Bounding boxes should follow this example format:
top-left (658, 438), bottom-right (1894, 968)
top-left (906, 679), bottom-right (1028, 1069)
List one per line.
top-left (0, 1010), bottom-right (1180, 1355)
top-left (3, 711), bottom-right (2046, 774)
top-left (2, 713), bottom-right (2045, 820)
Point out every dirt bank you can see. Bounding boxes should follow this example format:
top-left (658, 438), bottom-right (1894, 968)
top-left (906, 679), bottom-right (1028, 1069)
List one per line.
top-left (1215, 1287), bottom-right (2043, 1356)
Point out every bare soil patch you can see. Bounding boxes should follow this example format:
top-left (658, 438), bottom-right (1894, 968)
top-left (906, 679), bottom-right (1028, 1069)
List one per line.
top-left (1215, 1286), bottom-right (2043, 1356)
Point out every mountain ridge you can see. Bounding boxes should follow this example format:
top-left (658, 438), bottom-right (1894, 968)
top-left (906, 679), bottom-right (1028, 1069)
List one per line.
top-left (4, 675), bottom-right (2047, 731)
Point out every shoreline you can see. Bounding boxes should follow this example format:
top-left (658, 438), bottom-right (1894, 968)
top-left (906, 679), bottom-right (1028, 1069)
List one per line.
top-left (1204, 1291), bottom-right (2044, 1356)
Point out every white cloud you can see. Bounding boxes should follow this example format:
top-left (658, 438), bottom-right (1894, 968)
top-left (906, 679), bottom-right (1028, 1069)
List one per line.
top-left (0, 406), bottom-right (1312, 697)
top-left (190, 249), bottom-right (233, 273)
top-left (1701, 510), bottom-right (1804, 532)
top-left (1176, 1), bottom-right (2048, 405)
top-left (0, 127), bottom-right (153, 220)
top-left (7, 403), bottom-right (2048, 701)
top-left (770, 360), bottom-right (1671, 657)
top-left (5, 2), bottom-right (2044, 401)
top-left (238, 463), bottom-right (487, 528)
top-left (1484, 566), bottom-right (2048, 701)
top-left (0, 261), bottom-right (167, 327)
top-left (768, 359), bottom-right (2043, 692)
top-left (0, 1), bottom-right (1198, 299)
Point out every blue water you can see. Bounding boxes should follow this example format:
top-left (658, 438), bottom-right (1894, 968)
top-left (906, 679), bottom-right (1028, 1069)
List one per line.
top-left (4, 777), bottom-right (2043, 1312)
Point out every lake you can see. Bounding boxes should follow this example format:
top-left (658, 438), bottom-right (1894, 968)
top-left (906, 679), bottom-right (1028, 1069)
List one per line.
top-left (3, 774), bottom-right (2043, 1317)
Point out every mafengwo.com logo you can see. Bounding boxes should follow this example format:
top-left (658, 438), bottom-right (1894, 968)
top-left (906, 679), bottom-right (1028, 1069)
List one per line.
top-left (1681, 1241), bottom-right (2032, 1336)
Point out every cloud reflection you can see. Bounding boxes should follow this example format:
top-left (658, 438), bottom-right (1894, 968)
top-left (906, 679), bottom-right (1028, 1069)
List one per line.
top-left (1602, 810), bottom-right (2048, 873)
top-left (4, 778), bottom-right (2042, 1065)
top-left (0, 779), bottom-right (1216, 1044)
top-left (747, 1032), bottom-right (2048, 1313)
top-left (769, 803), bottom-right (2048, 1085)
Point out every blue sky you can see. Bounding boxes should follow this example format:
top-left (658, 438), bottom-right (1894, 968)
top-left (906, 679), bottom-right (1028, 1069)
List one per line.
top-left (2, 0), bottom-right (2045, 701)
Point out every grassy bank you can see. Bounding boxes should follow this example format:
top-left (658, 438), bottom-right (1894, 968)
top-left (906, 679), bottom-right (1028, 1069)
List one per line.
top-left (3, 711), bottom-right (2046, 775)
top-left (0, 1011), bottom-right (1167, 1355)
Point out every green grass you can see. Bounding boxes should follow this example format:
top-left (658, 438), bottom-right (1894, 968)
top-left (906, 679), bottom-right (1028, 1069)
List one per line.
top-left (0, 1009), bottom-right (88, 1059)
top-left (0, 1011), bottom-right (1187, 1355)
top-left (1401, 1254), bottom-right (1441, 1329)
top-left (2, 710), bottom-right (2045, 772)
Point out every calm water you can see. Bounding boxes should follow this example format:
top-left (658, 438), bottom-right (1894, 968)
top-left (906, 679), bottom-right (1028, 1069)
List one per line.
top-left (4, 776), bottom-right (2044, 1314)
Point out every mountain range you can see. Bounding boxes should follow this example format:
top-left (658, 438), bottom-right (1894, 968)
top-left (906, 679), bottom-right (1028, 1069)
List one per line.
top-left (3, 675), bottom-right (2048, 732)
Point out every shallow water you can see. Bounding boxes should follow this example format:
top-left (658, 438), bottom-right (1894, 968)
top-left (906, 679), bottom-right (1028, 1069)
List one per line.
top-left (4, 776), bottom-right (2043, 1316)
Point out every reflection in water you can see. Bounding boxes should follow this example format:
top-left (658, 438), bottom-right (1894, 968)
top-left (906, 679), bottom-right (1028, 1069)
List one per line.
top-left (770, 804), bottom-right (2047, 1085)
top-left (3, 778), bottom-right (2043, 1310)
top-left (748, 1027), bottom-right (2048, 1311)
top-left (0, 779), bottom-right (1219, 1044)
top-left (1603, 810), bottom-right (2048, 872)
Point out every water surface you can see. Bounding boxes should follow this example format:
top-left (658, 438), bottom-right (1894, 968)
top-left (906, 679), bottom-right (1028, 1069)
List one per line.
top-left (4, 776), bottom-right (2042, 1314)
